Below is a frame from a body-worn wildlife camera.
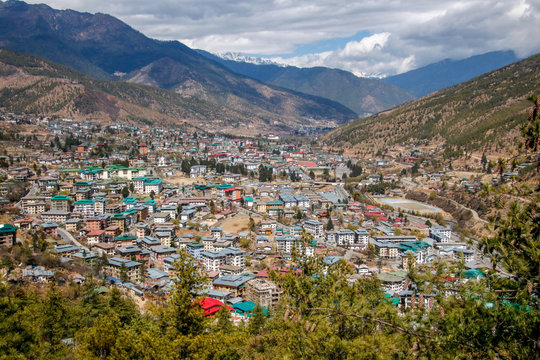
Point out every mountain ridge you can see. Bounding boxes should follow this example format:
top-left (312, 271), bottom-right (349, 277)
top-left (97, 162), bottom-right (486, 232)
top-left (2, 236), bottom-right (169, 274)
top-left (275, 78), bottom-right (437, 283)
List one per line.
top-left (382, 51), bottom-right (520, 97)
top-left (324, 52), bottom-right (540, 156)
top-left (197, 49), bottom-right (415, 116)
top-left (0, 0), bottom-right (357, 132)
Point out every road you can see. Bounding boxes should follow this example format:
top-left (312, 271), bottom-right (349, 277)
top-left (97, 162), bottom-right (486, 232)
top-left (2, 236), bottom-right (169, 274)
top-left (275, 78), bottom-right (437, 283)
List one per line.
top-left (57, 227), bottom-right (90, 252)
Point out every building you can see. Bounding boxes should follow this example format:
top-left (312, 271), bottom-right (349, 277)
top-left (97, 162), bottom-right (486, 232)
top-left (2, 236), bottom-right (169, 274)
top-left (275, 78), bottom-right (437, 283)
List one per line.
top-left (105, 257), bottom-right (142, 282)
top-left (73, 199), bottom-right (96, 217)
top-left (213, 273), bottom-right (254, 297)
top-left (276, 236), bottom-right (300, 254)
top-left (354, 228), bottom-right (370, 250)
top-left (0, 224), bottom-right (17, 247)
top-left (430, 226), bottom-right (452, 243)
top-left (244, 278), bottom-right (281, 309)
top-left (375, 241), bottom-right (401, 260)
top-left (190, 165), bottom-right (207, 178)
top-left (41, 210), bottom-right (71, 224)
top-left (186, 242), bottom-right (204, 259)
top-left (50, 195), bottom-right (71, 212)
top-left (304, 219), bottom-right (324, 238)
top-left (86, 229), bottom-right (106, 246)
top-left (144, 179), bottom-right (163, 194)
top-left (377, 271), bottom-right (407, 295)
top-left (336, 228), bottom-right (355, 247)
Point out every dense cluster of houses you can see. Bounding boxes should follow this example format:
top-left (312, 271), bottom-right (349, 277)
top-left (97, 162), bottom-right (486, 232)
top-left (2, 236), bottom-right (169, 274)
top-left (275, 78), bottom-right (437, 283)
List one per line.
top-left (0, 115), bottom-right (483, 316)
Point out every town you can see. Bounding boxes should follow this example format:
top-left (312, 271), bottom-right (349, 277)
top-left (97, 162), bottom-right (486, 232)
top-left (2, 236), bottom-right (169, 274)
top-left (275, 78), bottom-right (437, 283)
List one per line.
top-left (0, 112), bottom-right (510, 320)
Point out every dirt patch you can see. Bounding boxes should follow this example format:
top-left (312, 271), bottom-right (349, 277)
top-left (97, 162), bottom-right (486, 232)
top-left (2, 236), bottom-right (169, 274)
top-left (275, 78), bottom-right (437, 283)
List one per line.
top-left (164, 176), bottom-right (206, 185)
top-left (219, 213), bottom-right (258, 234)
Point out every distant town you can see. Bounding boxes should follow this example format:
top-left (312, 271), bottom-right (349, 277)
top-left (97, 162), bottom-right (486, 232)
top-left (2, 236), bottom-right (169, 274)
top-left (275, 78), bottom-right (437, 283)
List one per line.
top-left (0, 112), bottom-right (515, 318)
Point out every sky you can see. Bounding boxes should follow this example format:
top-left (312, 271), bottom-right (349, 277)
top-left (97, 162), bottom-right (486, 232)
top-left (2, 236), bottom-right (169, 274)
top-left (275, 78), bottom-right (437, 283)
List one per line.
top-left (22, 0), bottom-right (540, 77)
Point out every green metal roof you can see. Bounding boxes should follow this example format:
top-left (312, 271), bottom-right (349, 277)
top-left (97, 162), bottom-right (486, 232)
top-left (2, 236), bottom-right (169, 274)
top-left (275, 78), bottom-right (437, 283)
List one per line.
top-left (0, 224), bottom-right (17, 233)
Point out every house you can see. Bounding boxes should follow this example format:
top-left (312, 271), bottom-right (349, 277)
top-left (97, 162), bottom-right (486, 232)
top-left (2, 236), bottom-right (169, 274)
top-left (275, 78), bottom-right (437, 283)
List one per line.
top-left (213, 273), bottom-right (254, 297)
top-left (144, 179), bottom-right (162, 194)
top-left (104, 225), bottom-right (122, 238)
top-left (92, 242), bottom-right (116, 257)
top-left (153, 212), bottom-right (171, 224)
top-left (86, 215), bottom-right (109, 231)
top-left (41, 222), bottom-right (58, 237)
top-left (375, 241), bottom-right (401, 260)
top-left (199, 297), bottom-right (232, 317)
top-left (190, 165), bottom-right (207, 178)
top-left (52, 244), bottom-right (80, 257)
top-left (429, 226), bottom-right (452, 243)
top-left (335, 228), bottom-right (355, 247)
top-left (276, 236), bottom-right (300, 254)
top-left (110, 214), bottom-right (127, 232)
top-left (65, 218), bottom-right (84, 233)
top-left (86, 229), bottom-right (105, 246)
top-left (354, 228), bottom-right (369, 250)
top-left (150, 246), bottom-right (177, 269)
top-left (112, 234), bottom-right (137, 248)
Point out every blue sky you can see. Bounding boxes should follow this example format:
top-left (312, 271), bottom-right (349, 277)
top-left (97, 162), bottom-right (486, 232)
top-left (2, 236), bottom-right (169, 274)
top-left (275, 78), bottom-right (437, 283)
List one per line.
top-left (273, 31), bottom-right (372, 58)
top-left (21, 0), bottom-right (540, 77)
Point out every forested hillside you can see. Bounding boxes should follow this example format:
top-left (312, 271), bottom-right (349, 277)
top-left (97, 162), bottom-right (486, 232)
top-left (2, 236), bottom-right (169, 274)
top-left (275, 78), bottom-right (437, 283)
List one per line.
top-left (324, 53), bottom-right (540, 156)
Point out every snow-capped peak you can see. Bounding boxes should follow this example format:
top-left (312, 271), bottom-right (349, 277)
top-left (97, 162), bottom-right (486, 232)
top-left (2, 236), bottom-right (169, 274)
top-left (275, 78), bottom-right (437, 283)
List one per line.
top-left (216, 52), bottom-right (285, 66)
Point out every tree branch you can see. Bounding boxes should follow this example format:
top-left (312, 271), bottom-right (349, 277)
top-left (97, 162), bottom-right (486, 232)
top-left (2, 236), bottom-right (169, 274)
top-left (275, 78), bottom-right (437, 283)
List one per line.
top-left (306, 307), bottom-right (433, 339)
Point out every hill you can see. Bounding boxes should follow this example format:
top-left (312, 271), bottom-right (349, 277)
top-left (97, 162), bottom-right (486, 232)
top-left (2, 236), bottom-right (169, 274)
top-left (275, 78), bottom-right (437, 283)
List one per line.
top-left (197, 49), bottom-right (415, 116)
top-left (0, 0), bottom-right (357, 133)
top-left (324, 53), bottom-right (540, 156)
top-left (0, 49), bottom-right (345, 134)
top-left (382, 51), bottom-right (519, 98)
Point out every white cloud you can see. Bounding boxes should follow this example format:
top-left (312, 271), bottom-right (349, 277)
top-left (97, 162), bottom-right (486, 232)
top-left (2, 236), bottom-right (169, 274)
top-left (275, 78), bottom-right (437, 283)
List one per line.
top-left (22, 0), bottom-right (540, 76)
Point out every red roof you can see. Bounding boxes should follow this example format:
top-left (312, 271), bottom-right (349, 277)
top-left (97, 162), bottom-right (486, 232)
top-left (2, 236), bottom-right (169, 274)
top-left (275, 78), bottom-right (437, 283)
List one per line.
top-left (87, 229), bottom-right (105, 237)
top-left (256, 268), bottom-right (269, 278)
top-left (199, 298), bottom-right (233, 317)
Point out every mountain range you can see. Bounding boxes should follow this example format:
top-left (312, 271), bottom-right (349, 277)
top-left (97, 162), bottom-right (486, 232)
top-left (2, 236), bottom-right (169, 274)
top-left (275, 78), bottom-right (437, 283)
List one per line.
top-left (0, 0), bottom-right (530, 140)
top-left (382, 51), bottom-right (519, 98)
top-left (0, 0), bottom-right (357, 133)
top-left (324, 52), bottom-right (540, 155)
top-left (197, 50), bottom-right (415, 116)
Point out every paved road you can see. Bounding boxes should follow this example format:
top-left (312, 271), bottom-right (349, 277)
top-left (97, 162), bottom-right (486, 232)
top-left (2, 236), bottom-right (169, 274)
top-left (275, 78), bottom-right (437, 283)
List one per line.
top-left (57, 227), bottom-right (90, 252)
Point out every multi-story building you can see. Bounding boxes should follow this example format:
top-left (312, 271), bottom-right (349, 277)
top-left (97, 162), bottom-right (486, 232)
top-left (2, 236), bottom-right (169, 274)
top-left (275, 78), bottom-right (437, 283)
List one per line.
top-left (430, 226), bottom-right (452, 243)
top-left (50, 195), bottom-right (71, 212)
top-left (144, 179), bottom-right (162, 194)
top-left (105, 257), bottom-right (142, 282)
top-left (245, 278), bottom-right (281, 309)
top-left (186, 242), bottom-right (204, 259)
top-left (276, 236), bottom-right (300, 254)
top-left (304, 219), bottom-right (324, 238)
top-left (41, 210), bottom-right (71, 224)
top-left (132, 177), bottom-right (146, 194)
top-left (354, 228), bottom-right (370, 250)
top-left (73, 199), bottom-right (96, 217)
top-left (0, 224), bottom-right (17, 247)
top-left (336, 228), bottom-right (355, 246)
top-left (375, 241), bottom-right (401, 260)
